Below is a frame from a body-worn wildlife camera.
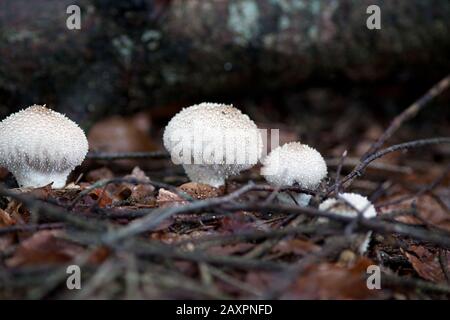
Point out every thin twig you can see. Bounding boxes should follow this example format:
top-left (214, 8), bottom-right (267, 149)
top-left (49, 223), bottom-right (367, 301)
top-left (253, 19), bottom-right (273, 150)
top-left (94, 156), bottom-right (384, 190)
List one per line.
top-left (329, 137), bottom-right (450, 192)
top-left (223, 202), bottom-right (450, 249)
top-left (86, 151), bottom-right (170, 160)
top-left (326, 157), bottom-right (412, 174)
top-left (363, 74), bottom-right (450, 158)
top-left (382, 272), bottom-right (450, 295)
top-left (0, 222), bottom-right (65, 235)
top-left (102, 182), bottom-right (257, 243)
top-left (376, 165), bottom-right (450, 208)
top-left (0, 185), bottom-right (110, 231)
top-left (334, 150), bottom-right (348, 194)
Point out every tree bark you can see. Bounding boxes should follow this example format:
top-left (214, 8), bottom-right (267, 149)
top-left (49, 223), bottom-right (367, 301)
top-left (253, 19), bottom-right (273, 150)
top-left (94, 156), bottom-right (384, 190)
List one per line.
top-left (0, 0), bottom-right (449, 121)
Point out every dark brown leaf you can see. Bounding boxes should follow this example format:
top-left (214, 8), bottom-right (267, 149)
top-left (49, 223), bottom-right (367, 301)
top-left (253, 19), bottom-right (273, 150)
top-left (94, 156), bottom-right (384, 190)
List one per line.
top-left (6, 230), bottom-right (84, 267)
top-left (282, 258), bottom-right (386, 299)
top-left (402, 245), bottom-right (450, 283)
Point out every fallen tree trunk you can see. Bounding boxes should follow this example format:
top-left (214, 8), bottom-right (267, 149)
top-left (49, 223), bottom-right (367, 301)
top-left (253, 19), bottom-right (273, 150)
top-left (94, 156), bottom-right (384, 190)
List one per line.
top-left (0, 0), bottom-right (449, 121)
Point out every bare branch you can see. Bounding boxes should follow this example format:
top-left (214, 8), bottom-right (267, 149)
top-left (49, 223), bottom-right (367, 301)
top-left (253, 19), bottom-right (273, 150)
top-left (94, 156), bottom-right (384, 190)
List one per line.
top-left (363, 74), bottom-right (450, 158)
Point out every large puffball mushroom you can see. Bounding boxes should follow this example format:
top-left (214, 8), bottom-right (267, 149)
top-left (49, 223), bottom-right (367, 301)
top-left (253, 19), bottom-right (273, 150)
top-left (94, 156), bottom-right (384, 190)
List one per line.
top-left (163, 102), bottom-right (263, 188)
top-left (319, 192), bottom-right (377, 254)
top-left (261, 142), bottom-right (327, 206)
top-left (0, 105), bottom-right (89, 188)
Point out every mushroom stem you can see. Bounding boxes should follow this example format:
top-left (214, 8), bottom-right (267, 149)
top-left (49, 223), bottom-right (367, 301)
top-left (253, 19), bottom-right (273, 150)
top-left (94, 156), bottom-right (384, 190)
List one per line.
top-left (183, 164), bottom-right (225, 188)
top-left (277, 192), bottom-right (312, 207)
top-left (13, 168), bottom-right (70, 188)
top-left (359, 231), bottom-right (373, 255)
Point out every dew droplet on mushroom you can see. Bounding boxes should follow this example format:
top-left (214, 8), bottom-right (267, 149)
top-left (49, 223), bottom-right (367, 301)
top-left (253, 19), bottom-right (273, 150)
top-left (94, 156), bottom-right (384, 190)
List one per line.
top-left (163, 102), bottom-right (263, 189)
top-left (0, 105), bottom-right (89, 188)
top-left (261, 142), bottom-right (328, 206)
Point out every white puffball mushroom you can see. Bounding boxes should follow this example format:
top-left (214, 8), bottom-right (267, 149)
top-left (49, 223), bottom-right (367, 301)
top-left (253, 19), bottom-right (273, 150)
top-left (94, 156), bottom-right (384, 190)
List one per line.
top-left (163, 102), bottom-right (263, 187)
top-left (0, 105), bottom-right (89, 188)
top-left (319, 193), bottom-right (377, 220)
top-left (319, 192), bottom-right (377, 254)
top-left (261, 142), bottom-right (327, 206)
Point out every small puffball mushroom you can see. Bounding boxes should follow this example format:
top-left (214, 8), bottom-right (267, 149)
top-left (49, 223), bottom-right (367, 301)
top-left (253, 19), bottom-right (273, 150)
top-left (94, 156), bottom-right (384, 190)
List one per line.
top-left (319, 192), bottom-right (377, 254)
top-left (0, 105), bottom-right (89, 188)
top-left (261, 142), bottom-right (327, 206)
top-left (319, 193), bottom-right (377, 220)
top-left (163, 102), bottom-right (263, 187)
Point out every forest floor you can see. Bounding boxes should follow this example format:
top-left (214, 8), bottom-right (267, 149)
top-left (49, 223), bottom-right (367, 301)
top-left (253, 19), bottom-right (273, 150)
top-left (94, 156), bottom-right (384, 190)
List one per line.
top-left (0, 76), bottom-right (449, 299)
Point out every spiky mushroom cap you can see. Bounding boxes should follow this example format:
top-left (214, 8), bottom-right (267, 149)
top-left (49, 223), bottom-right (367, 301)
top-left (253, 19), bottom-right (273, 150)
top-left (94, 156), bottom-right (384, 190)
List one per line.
top-left (0, 105), bottom-right (89, 188)
top-left (319, 193), bottom-right (377, 219)
top-left (261, 142), bottom-right (327, 189)
top-left (163, 102), bottom-right (262, 187)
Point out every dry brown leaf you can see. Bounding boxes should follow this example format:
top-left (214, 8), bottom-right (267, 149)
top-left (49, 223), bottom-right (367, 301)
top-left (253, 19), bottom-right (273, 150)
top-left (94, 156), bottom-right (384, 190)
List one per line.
top-left (0, 209), bottom-right (16, 253)
top-left (125, 166), bottom-right (151, 182)
top-left (6, 230), bottom-right (84, 267)
top-left (128, 184), bottom-right (155, 204)
top-left (282, 258), bottom-right (386, 299)
top-left (85, 167), bottom-right (114, 182)
top-left (217, 211), bottom-right (268, 233)
top-left (402, 245), bottom-right (450, 283)
top-left (156, 188), bottom-right (188, 208)
top-left (244, 271), bottom-right (276, 293)
top-left (5, 199), bottom-right (28, 224)
top-left (86, 188), bottom-right (113, 208)
top-left (380, 193), bottom-right (450, 232)
top-left (0, 208), bottom-right (15, 227)
top-left (88, 246), bottom-right (111, 264)
top-left (272, 239), bottom-right (321, 257)
top-left (120, 167), bottom-right (155, 204)
top-left (179, 182), bottom-right (224, 200)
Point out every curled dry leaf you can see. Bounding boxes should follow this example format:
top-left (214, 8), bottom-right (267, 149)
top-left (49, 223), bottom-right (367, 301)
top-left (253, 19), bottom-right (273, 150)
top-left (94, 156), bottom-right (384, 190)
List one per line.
top-left (402, 245), bottom-right (450, 283)
top-left (86, 188), bottom-right (113, 208)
